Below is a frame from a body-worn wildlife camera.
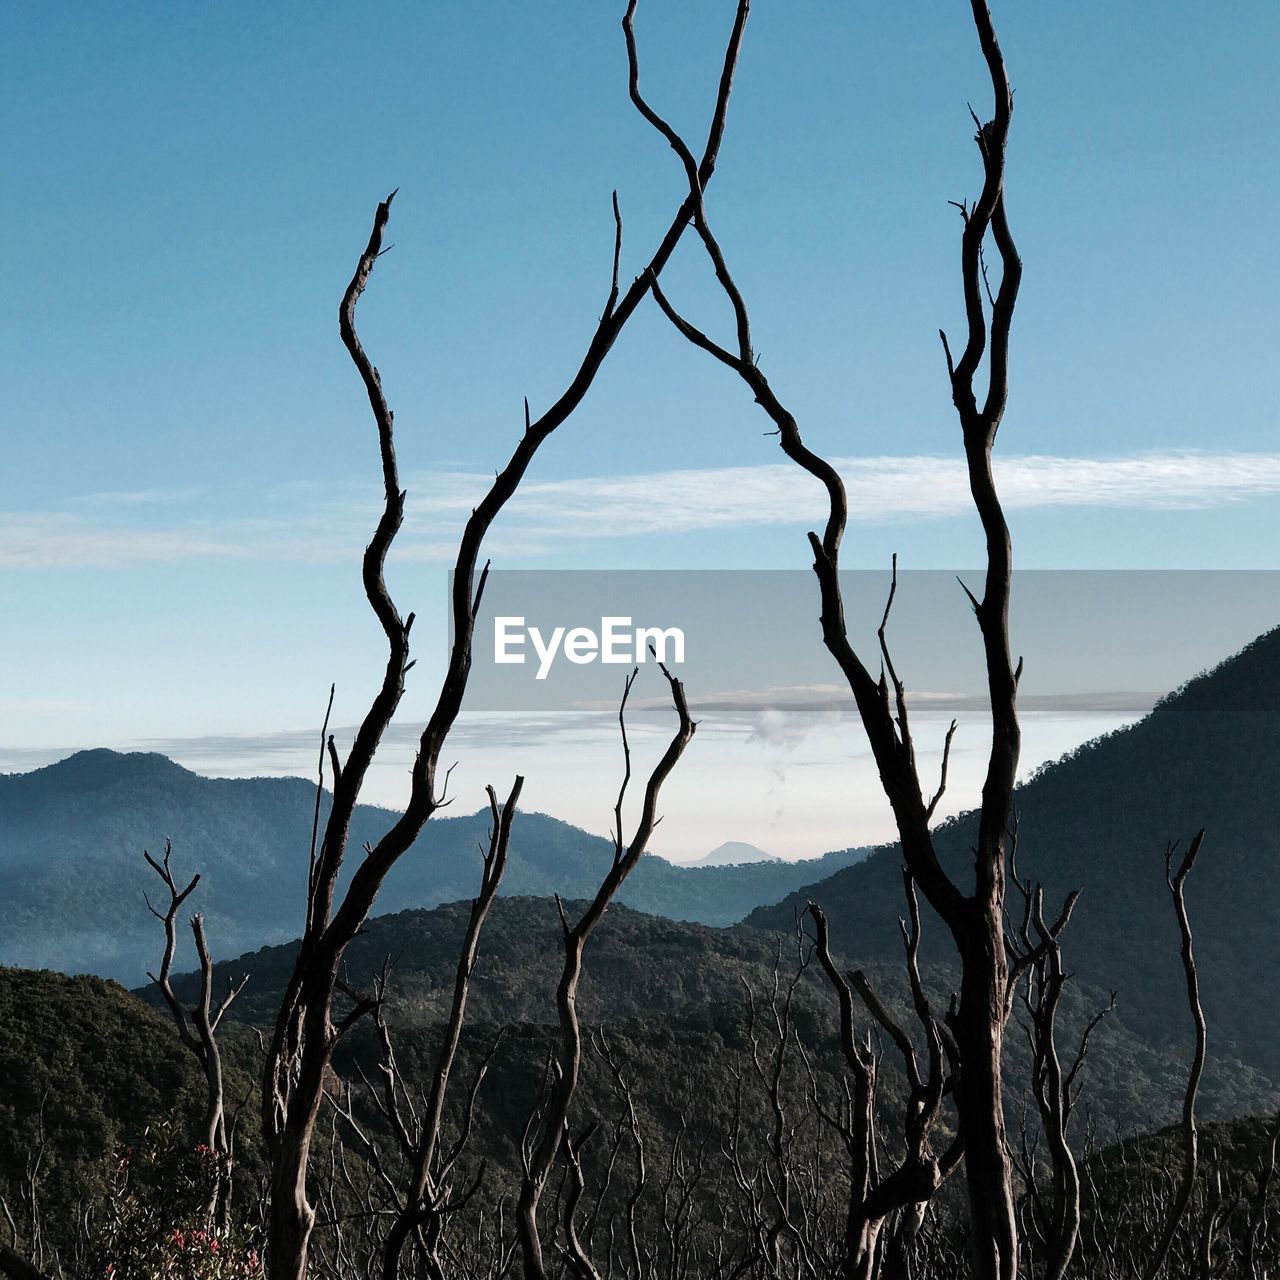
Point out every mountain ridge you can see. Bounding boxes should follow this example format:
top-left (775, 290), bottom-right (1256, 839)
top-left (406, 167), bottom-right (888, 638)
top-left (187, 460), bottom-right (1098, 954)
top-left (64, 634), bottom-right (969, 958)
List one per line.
top-left (0, 751), bottom-right (865, 983)
top-left (142, 896), bottom-right (1279, 1132)
top-left (748, 624), bottom-right (1280, 1078)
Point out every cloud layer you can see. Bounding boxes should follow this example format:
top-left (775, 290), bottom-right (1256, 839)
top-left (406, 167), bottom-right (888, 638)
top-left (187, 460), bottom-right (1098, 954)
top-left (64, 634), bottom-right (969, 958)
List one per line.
top-left (7, 450), bottom-right (1280, 569)
top-left (489, 451), bottom-right (1280, 536)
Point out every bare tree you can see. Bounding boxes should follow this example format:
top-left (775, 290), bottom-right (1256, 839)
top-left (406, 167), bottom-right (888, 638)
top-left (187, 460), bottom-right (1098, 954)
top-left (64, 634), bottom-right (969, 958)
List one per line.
top-left (726, 940), bottom-right (819, 1275)
top-left (144, 839), bottom-right (248, 1228)
top-left (516, 662), bottom-right (695, 1280)
top-left (1243, 1113), bottom-right (1280, 1279)
top-left (1142, 831), bottom-right (1208, 1280)
top-left (625, 0), bottom-right (1026, 1273)
top-left (257, 5), bottom-right (752, 1274)
top-left (1006, 832), bottom-right (1109, 1280)
top-left (806, 875), bottom-right (963, 1280)
top-left (327, 781), bottom-right (520, 1280)
top-left (378, 781), bottom-right (521, 1280)
top-left (0, 1097), bottom-right (55, 1280)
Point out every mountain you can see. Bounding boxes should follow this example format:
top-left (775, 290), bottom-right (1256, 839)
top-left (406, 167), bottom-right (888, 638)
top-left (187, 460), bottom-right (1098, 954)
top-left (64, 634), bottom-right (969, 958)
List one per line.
top-left (154, 897), bottom-right (812, 1032)
top-left (149, 897), bottom-right (1275, 1131)
top-left (0, 750), bottom-right (865, 984)
top-left (695, 840), bottom-right (779, 866)
top-left (748, 626), bottom-right (1280, 1082)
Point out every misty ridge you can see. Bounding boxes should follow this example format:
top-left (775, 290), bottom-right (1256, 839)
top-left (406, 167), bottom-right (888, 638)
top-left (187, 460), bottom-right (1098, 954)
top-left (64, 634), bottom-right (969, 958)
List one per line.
top-left (0, 752), bottom-right (862, 985)
top-left (4, 2), bottom-right (1279, 1280)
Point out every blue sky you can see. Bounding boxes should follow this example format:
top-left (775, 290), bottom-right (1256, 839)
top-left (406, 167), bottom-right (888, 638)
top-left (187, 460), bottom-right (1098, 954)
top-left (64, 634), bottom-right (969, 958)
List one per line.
top-left (3, 4), bottom-right (1279, 855)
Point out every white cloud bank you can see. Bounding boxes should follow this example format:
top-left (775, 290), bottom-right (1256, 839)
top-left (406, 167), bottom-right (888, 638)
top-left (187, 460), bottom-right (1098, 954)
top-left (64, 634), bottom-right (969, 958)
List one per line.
top-left (491, 450), bottom-right (1280, 535)
top-left (6, 450), bottom-right (1280, 569)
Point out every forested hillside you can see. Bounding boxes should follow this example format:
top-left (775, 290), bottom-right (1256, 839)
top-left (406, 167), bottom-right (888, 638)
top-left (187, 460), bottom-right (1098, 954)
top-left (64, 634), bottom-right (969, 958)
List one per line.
top-left (750, 626), bottom-right (1280, 1078)
top-left (148, 897), bottom-right (1276, 1130)
top-left (0, 968), bottom-right (210, 1229)
top-left (5, 901), bottom-right (1276, 1273)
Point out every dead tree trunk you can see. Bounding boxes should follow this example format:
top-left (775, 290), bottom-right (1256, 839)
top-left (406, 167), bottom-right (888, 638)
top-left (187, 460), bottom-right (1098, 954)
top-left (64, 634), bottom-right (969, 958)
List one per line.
top-left (628, 1), bottom-right (1024, 1274)
top-left (516, 663), bottom-right (695, 1280)
top-left (808, 881), bottom-right (963, 1280)
top-left (259, 7), bottom-right (751, 1272)
top-left (359, 779), bottom-right (523, 1280)
top-left (328, 789), bottom-right (520, 1278)
top-left (1142, 831), bottom-right (1208, 1280)
top-left (1244, 1112), bottom-right (1280, 1279)
top-left (144, 840), bottom-right (247, 1229)
top-left (1007, 840), bottom-right (1108, 1280)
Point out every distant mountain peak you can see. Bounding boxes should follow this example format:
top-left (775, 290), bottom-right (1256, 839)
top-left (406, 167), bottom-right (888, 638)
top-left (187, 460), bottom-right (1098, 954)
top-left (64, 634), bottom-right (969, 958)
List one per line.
top-left (18, 749), bottom-right (195, 791)
top-left (697, 841), bottom-right (778, 867)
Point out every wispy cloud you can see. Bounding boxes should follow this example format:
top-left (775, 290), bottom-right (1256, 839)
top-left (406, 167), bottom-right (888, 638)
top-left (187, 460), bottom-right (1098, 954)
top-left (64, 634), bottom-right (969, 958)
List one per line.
top-left (0, 515), bottom-right (248, 569)
top-left (72, 487), bottom-right (206, 507)
top-left (481, 450), bottom-right (1280, 536)
top-left (7, 450), bottom-right (1280, 569)
top-left (0, 511), bottom-right (538, 570)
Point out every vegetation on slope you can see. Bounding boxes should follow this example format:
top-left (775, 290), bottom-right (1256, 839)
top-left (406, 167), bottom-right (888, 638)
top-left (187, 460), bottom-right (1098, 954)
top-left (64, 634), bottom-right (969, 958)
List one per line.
top-left (750, 626), bottom-right (1280, 1080)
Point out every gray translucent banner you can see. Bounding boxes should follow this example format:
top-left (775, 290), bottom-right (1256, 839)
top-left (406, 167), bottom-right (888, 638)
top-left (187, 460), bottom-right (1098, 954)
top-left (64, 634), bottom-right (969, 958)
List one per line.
top-left (452, 570), bottom-right (1280, 715)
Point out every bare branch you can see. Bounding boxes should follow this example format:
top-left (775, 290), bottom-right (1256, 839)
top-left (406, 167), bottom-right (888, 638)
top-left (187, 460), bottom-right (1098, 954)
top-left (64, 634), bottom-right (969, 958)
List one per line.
top-left (517, 664), bottom-right (696, 1279)
top-left (1143, 830), bottom-right (1208, 1280)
